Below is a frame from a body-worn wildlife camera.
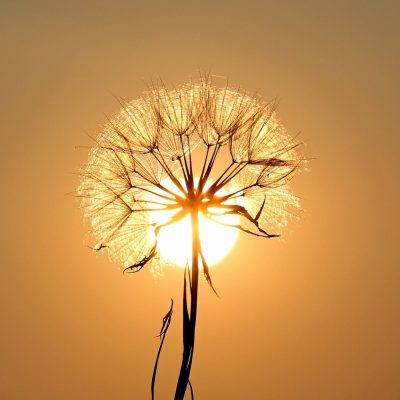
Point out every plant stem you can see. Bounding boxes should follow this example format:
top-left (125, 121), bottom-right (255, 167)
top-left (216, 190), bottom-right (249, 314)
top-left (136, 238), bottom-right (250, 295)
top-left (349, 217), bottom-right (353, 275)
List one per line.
top-left (174, 207), bottom-right (199, 400)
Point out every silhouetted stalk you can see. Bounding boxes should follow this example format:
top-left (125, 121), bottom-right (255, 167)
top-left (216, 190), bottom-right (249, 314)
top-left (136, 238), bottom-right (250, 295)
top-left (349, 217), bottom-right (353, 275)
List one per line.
top-left (174, 207), bottom-right (199, 400)
top-left (151, 300), bottom-right (173, 400)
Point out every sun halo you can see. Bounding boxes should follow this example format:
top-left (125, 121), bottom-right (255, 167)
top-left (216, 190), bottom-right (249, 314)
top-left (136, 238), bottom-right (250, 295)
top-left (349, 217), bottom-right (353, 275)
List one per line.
top-left (147, 179), bottom-right (239, 268)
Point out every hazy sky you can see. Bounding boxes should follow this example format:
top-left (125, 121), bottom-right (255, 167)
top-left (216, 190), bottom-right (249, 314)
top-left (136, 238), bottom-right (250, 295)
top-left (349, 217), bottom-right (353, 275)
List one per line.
top-left (1, 1), bottom-right (399, 399)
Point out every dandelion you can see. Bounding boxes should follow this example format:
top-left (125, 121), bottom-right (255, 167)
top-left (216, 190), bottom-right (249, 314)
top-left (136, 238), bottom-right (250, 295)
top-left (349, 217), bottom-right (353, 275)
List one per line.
top-left (77, 75), bottom-right (304, 399)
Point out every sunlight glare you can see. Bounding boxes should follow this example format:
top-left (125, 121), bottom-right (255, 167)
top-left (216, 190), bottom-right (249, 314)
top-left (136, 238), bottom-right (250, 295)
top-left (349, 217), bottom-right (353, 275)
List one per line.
top-left (148, 181), bottom-right (239, 268)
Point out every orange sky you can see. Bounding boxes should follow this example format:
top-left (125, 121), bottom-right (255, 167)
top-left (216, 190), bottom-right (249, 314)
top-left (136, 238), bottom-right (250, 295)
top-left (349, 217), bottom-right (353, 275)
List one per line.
top-left (1, 1), bottom-right (399, 399)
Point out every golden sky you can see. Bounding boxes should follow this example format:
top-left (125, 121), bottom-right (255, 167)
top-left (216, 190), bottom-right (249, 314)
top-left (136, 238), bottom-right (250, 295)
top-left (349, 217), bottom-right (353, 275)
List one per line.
top-left (1, 1), bottom-right (399, 399)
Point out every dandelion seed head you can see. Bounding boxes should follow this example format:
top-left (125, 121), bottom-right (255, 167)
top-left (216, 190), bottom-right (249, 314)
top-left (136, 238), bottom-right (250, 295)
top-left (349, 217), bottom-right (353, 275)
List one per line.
top-left (77, 76), bottom-right (304, 271)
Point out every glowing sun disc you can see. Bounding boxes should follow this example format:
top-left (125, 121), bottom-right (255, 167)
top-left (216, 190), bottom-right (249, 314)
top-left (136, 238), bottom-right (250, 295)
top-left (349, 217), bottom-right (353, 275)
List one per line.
top-left (148, 181), bottom-right (239, 268)
top-left (155, 212), bottom-right (238, 267)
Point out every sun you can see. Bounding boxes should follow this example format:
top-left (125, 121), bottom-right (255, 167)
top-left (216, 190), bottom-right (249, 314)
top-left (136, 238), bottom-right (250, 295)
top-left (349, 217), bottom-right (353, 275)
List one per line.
top-left (153, 211), bottom-right (239, 268)
top-left (148, 180), bottom-right (239, 268)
